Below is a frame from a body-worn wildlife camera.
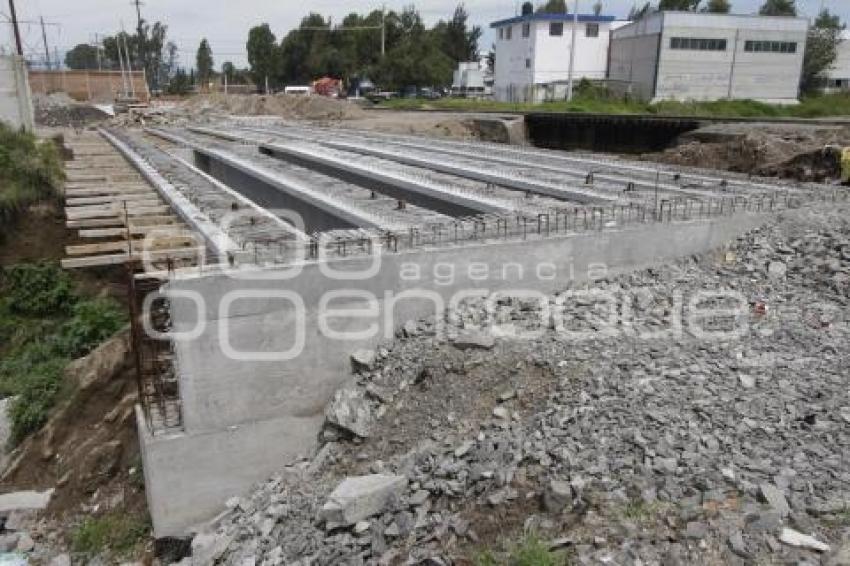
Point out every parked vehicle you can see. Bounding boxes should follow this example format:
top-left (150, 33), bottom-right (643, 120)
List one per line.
top-left (283, 85), bottom-right (312, 96)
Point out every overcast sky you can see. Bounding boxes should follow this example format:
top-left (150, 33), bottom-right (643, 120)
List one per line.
top-left (2, 0), bottom-right (846, 69)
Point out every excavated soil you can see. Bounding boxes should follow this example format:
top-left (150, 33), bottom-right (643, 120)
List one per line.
top-left (647, 122), bottom-right (850, 182)
top-left (172, 93), bottom-right (367, 122)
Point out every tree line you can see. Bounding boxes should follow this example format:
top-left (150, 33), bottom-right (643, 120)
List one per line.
top-left (246, 5), bottom-right (481, 91)
top-left (63, 0), bottom-right (844, 96)
top-left (64, 22), bottom-right (179, 91)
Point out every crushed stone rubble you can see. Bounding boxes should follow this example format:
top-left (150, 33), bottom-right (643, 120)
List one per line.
top-left (186, 202), bottom-right (850, 565)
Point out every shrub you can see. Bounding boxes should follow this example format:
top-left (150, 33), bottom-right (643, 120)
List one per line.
top-left (0, 263), bottom-right (125, 445)
top-left (7, 354), bottom-right (65, 443)
top-left (57, 299), bottom-right (126, 358)
top-left (0, 263), bottom-right (76, 317)
top-left (72, 514), bottom-right (150, 557)
top-left (0, 122), bottom-right (64, 220)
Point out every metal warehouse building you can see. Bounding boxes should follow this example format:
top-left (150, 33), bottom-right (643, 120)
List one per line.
top-left (608, 12), bottom-right (808, 103)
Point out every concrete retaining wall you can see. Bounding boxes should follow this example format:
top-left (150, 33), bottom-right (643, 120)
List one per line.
top-left (142, 213), bottom-right (767, 536)
top-left (0, 55), bottom-right (34, 131)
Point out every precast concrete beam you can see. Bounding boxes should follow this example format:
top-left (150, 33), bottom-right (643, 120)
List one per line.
top-left (256, 141), bottom-right (511, 217)
top-left (99, 128), bottom-right (239, 261)
top-left (146, 128), bottom-right (390, 231)
top-left (318, 138), bottom-right (617, 205)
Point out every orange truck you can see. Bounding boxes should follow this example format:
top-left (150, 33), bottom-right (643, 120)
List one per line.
top-left (312, 77), bottom-right (342, 98)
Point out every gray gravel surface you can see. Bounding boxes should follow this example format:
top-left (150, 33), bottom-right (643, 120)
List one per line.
top-left (191, 200), bottom-right (850, 566)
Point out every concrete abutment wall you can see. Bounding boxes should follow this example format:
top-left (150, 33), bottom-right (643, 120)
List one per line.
top-left (142, 213), bottom-right (768, 536)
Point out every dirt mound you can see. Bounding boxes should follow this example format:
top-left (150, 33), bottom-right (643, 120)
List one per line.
top-left (649, 123), bottom-right (850, 182)
top-left (33, 93), bottom-right (110, 128)
top-left (177, 93), bottom-right (366, 121)
top-left (0, 330), bottom-right (148, 556)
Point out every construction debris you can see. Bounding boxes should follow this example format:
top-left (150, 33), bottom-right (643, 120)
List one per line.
top-left (186, 197), bottom-right (850, 565)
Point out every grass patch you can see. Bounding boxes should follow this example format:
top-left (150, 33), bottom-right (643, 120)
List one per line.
top-left (619, 500), bottom-right (669, 525)
top-left (0, 122), bottom-right (63, 222)
top-left (475, 534), bottom-right (570, 566)
top-left (71, 514), bottom-right (150, 557)
top-left (0, 263), bottom-right (126, 444)
top-left (377, 92), bottom-right (850, 119)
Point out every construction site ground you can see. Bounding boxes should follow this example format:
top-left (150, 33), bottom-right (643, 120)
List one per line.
top-left (2, 92), bottom-right (849, 564)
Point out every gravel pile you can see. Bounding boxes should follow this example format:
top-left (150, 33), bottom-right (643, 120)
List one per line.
top-left (32, 92), bottom-right (111, 128)
top-left (189, 200), bottom-right (850, 565)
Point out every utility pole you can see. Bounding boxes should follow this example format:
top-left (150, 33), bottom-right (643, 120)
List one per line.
top-left (94, 33), bottom-right (103, 71)
top-left (7, 0), bottom-right (23, 56)
top-left (381, 5), bottom-right (386, 57)
top-left (132, 0), bottom-right (145, 80)
top-left (566, 0), bottom-right (579, 101)
top-left (122, 33), bottom-right (136, 97)
top-left (40, 16), bottom-right (51, 69)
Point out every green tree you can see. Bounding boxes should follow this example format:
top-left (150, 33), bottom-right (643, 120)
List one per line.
top-left (628, 2), bottom-right (654, 19)
top-left (64, 44), bottom-right (100, 70)
top-left (166, 68), bottom-right (192, 94)
top-left (100, 22), bottom-right (169, 90)
top-left (435, 4), bottom-right (481, 63)
top-left (659, 0), bottom-right (700, 10)
top-left (537, 0), bottom-right (566, 13)
top-left (702, 0), bottom-right (731, 13)
top-left (196, 39), bottom-right (214, 85)
top-left (802, 9), bottom-right (845, 92)
top-left (222, 61), bottom-right (235, 82)
top-left (247, 24), bottom-right (278, 90)
top-left (759, 0), bottom-right (796, 16)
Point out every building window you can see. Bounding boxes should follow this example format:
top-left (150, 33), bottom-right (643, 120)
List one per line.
top-left (550, 22), bottom-right (564, 36)
top-left (522, 23), bottom-right (530, 38)
top-left (499, 28), bottom-right (504, 40)
top-left (669, 37), bottom-right (727, 51)
top-left (744, 40), bottom-right (797, 53)
top-left (506, 26), bottom-right (513, 40)
top-left (586, 23), bottom-right (599, 37)
top-left (525, 58), bottom-right (531, 68)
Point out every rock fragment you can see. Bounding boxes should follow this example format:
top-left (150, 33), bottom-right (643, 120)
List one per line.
top-left (320, 475), bottom-right (406, 528)
top-left (779, 527), bottom-right (830, 552)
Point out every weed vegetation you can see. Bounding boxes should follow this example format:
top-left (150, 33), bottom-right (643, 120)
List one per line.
top-left (0, 263), bottom-right (125, 444)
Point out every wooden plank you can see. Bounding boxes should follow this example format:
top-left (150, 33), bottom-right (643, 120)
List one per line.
top-left (67, 237), bottom-right (196, 256)
top-left (67, 217), bottom-right (125, 229)
top-left (78, 226), bottom-right (194, 238)
top-left (65, 205), bottom-right (169, 220)
top-left (62, 247), bottom-right (204, 269)
top-left (128, 215), bottom-right (180, 227)
top-left (65, 188), bottom-right (154, 198)
top-left (65, 181), bottom-right (150, 190)
top-left (66, 197), bottom-right (161, 208)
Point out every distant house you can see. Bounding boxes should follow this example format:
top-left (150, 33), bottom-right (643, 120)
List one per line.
top-left (490, 12), bottom-right (621, 103)
top-left (608, 12), bottom-right (808, 103)
top-left (825, 31), bottom-right (850, 92)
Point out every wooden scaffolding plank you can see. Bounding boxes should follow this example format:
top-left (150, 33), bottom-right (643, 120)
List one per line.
top-left (65, 188), bottom-right (155, 199)
top-left (66, 236), bottom-right (197, 256)
top-left (65, 205), bottom-right (169, 221)
top-left (66, 196), bottom-right (161, 207)
top-left (61, 247), bottom-right (205, 269)
top-left (78, 226), bottom-right (194, 239)
top-left (67, 217), bottom-right (125, 229)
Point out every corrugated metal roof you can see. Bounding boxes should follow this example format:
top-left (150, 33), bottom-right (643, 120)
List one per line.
top-left (490, 13), bottom-right (617, 28)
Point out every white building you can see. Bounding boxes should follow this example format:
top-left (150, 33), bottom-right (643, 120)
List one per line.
top-left (609, 12), bottom-right (808, 103)
top-left (452, 61), bottom-right (488, 97)
top-left (490, 12), bottom-right (619, 103)
top-left (825, 31), bottom-right (850, 92)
